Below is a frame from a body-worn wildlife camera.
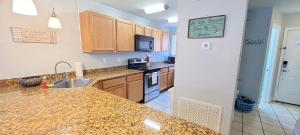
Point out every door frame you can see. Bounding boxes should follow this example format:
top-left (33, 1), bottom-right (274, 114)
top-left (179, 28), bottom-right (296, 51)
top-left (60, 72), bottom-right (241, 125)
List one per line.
top-left (274, 27), bottom-right (300, 100)
top-left (259, 23), bottom-right (282, 103)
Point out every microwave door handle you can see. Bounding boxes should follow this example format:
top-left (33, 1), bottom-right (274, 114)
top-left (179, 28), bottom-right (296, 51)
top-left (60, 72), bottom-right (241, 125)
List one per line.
top-left (149, 41), bottom-right (153, 50)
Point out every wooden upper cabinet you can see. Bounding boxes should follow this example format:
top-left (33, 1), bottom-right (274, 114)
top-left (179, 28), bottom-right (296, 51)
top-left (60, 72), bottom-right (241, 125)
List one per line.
top-left (116, 20), bottom-right (135, 52)
top-left (162, 31), bottom-right (170, 52)
top-left (152, 29), bottom-right (162, 52)
top-left (80, 11), bottom-right (116, 52)
top-left (135, 25), bottom-right (145, 35)
top-left (145, 27), bottom-right (153, 37)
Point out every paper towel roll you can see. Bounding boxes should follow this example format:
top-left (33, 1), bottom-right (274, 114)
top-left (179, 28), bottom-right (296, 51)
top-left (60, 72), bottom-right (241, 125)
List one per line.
top-left (74, 62), bottom-right (83, 78)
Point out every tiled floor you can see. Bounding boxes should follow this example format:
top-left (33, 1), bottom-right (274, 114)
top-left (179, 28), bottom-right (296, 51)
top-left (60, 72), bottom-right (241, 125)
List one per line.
top-left (231, 102), bottom-right (300, 135)
top-left (144, 90), bottom-right (172, 115)
top-left (144, 91), bottom-right (300, 135)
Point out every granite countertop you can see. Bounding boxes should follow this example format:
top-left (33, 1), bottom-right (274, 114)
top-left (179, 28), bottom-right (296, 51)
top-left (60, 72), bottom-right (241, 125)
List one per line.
top-left (0, 67), bottom-right (217, 135)
top-left (146, 62), bottom-right (175, 71)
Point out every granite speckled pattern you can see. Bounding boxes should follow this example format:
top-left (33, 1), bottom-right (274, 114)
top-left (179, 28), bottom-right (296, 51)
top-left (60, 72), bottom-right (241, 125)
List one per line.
top-left (84, 68), bottom-right (143, 87)
top-left (146, 62), bottom-right (175, 70)
top-left (0, 67), bottom-right (217, 135)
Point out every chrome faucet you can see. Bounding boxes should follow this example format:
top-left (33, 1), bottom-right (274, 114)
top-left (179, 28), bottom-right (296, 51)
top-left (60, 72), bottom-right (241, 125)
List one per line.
top-left (54, 61), bottom-right (72, 83)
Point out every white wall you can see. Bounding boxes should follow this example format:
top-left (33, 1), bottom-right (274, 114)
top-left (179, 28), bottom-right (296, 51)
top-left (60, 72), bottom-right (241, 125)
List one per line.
top-left (238, 7), bottom-right (273, 104)
top-left (0, 0), bottom-right (169, 80)
top-left (173, 0), bottom-right (248, 134)
top-left (283, 13), bottom-right (300, 28)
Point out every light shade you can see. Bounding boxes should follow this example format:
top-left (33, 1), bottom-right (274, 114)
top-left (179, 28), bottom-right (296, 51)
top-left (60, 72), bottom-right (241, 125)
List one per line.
top-left (168, 16), bottom-right (178, 23)
top-left (13, 0), bottom-right (38, 16)
top-left (48, 9), bottom-right (62, 29)
top-left (144, 4), bottom-right (167, 14)
top-left (48, 17), bottom-right (62, 29)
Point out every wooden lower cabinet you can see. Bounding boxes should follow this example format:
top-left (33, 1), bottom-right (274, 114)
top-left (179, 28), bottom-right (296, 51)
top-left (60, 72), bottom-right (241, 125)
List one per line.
top-left (127, 80), bottom-right (143, 102)
top-left (104, 84), bottom-right (127, 99)
top-left (167, 71), bottom-right (175, 88)
top-left (160, 72), bottom-right (168, 91)
top-left (160, 67), bottom-right (175, 91)
top-left (94, 73), bottom-right (143, 102)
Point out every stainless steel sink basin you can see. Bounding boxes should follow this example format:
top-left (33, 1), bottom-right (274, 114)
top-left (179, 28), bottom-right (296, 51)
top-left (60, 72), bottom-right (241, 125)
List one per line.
top-left (53, 78), bottom-right (94, 88)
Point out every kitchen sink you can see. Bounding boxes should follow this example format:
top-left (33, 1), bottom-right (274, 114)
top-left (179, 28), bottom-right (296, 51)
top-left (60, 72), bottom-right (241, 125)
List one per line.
top-left (53, 78), bottom-right (94, 88)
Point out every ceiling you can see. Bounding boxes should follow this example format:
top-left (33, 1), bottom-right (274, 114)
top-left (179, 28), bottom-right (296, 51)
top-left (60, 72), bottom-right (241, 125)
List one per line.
top-left (249, 0), bottom-right (300, 14)
top-left (94, 0), bottom-right (300, 28)
top-left (94, 0), bottom-right (177, 28)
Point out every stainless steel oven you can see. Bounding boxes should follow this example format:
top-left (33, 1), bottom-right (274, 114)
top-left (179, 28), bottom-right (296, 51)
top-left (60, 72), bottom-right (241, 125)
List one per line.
top-left (128, 58), bottom-right (160, 103)
top-left (144, 69), bottom-right (160, 102)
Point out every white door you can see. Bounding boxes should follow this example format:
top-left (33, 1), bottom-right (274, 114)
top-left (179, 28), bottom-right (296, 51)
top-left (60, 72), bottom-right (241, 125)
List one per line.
top-left (275, 28), bottom-right (300, 105)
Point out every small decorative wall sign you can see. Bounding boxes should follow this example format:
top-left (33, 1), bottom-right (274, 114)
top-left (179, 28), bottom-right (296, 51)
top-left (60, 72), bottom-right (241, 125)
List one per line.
top-left (188, 15), bottom-right (226, 38)
top-left (244, 39), bottom-right (265, 47)
top-left (10, 27), bottom-right (57, 44)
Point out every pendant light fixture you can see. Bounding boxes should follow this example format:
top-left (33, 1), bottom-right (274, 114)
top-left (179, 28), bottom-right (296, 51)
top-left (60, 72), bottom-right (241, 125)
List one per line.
top-left (48, 8), bottom-right (62, 29)
top-left (13, 0), bottom-right (38, 16)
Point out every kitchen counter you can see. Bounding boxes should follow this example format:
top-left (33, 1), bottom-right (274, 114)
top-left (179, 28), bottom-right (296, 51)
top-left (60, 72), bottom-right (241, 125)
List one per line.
top-left (0, 68), bottom-right (217, 135)
top-left (146, 62), bottom-right (175, 70)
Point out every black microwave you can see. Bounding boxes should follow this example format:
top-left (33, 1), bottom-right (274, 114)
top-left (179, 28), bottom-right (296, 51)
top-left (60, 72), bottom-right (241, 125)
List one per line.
top-left (135, 35), bottom-right (154, 52)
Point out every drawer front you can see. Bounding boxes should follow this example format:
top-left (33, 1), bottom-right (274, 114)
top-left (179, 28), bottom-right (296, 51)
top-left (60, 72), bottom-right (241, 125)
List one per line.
top-left (168, 66), bottom-right (175, 71)
top-left (160, 68), bottom-right (169, 74)
top-left (127, 73), bottom-right (143, 82)
top-left (102, 77), bottom-right (126, 89)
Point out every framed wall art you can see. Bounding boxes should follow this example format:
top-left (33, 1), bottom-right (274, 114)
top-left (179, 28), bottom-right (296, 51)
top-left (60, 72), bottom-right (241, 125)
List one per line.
top-left (188, 15), bottom-right (226, 39)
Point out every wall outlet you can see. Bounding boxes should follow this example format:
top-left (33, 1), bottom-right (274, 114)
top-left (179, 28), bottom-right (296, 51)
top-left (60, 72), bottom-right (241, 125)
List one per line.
top-left (202, 41), bottom-right (210, 50)
top-left (102, 58), bottom-right (107, 63)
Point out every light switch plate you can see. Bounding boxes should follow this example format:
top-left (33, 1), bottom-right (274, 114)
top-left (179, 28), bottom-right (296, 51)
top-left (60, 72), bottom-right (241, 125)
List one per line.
top-left (202, 41), bottom-right (210, 50)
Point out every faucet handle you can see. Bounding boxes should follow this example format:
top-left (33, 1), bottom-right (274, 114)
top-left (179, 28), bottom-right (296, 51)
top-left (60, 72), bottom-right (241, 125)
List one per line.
top-left (63, 72), bottom-right (70, 80)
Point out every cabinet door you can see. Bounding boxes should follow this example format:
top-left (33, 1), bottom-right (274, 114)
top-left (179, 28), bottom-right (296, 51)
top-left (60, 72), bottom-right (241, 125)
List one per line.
top-left (135, 25), bottom-right (145, 35)
top-left (167, 71), bottom-right (175, 88)
top-left (160, 72), bottom-right (168, 91)
top-left (152, 29), bottom-right (162, 52)
top-left (162, 32), bottom-right (170, 52)
top-left (91, 13), bottom-right (116, 51)
top-left (145, 27), bottom-right (153, 37)
top-left (116, 20), bottom-right (135, 52)
top-left (104, 84), bottom-right (127, 99)
top-left (127, 80), bottom-right (143, 102)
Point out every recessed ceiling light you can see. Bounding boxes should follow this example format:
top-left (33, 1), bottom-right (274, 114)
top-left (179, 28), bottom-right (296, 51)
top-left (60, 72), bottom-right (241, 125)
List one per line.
top-left (144, 4), bottom-right (168, 14)
top-left (168, 16), bottom-right (178, 23)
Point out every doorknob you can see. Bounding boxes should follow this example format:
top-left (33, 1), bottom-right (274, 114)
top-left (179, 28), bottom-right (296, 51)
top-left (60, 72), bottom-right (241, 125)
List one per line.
top-left (282, 69), bottom-right (287, 72)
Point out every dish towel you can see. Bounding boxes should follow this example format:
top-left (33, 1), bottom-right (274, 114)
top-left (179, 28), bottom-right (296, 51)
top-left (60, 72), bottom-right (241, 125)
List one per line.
top-left (152, 72), bottom-right (158, 85)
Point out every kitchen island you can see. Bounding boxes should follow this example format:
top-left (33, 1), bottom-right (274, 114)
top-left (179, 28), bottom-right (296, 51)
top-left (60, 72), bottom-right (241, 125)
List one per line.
top-left (0, 68), bottom-right (217, 135)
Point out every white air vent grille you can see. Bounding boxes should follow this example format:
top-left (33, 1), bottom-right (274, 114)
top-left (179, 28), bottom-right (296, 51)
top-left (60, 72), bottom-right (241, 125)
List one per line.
top-left (177, 97), bottom-right (222, 133)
